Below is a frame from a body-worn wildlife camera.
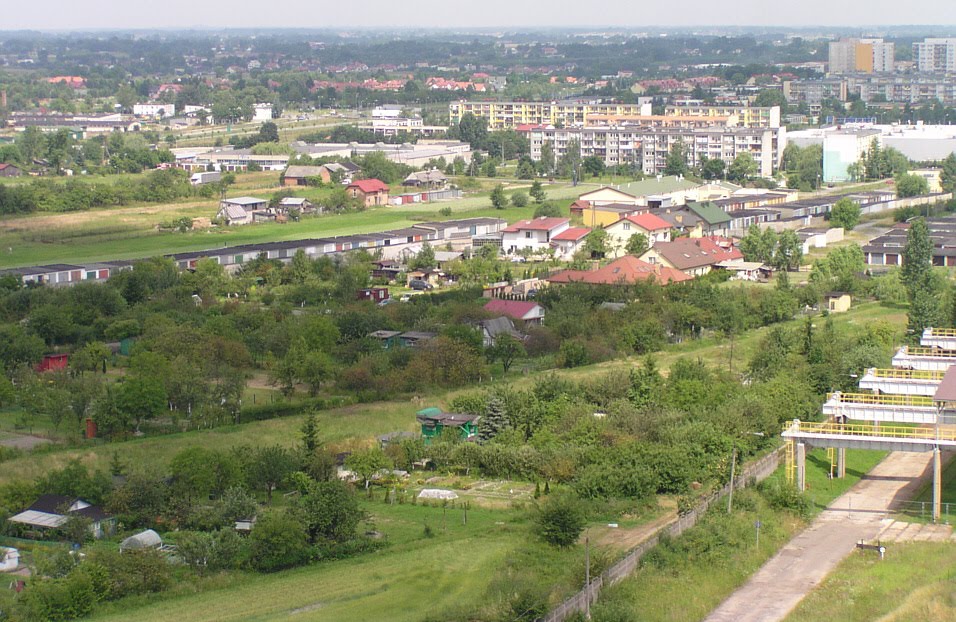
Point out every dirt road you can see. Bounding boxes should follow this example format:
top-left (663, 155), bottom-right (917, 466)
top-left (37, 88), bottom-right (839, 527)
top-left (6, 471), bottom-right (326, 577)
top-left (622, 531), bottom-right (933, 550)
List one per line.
top-left (703, 451), bottom-right (936, 622)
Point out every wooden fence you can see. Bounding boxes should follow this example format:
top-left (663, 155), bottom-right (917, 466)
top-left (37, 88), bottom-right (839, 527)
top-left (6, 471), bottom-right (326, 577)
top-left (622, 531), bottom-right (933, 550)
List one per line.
top-left (537, 446), bottom-right (786, 622)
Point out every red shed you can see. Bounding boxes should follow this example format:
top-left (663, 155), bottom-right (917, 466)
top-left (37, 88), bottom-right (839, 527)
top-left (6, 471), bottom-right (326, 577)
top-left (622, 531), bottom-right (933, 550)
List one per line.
top-left (37, 353), bottom-right (69, 372)
top-left (356, 287), bottom-right (389, 302)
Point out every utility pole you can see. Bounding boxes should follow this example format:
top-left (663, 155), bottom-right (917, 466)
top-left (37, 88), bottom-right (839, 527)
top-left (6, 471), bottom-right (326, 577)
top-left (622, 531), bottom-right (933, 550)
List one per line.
top-left (584, 531), bottom-right (591, 620)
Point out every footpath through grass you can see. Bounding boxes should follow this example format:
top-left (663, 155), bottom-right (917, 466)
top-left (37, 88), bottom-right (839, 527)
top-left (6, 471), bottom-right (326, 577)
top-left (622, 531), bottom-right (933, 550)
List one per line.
top-left (784, 541), bottom-right (956, 622)
top-left (586, 448), bottom-right (887, 622)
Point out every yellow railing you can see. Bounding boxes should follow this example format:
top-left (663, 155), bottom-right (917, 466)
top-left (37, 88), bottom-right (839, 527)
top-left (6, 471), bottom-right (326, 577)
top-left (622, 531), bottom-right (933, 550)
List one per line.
top-left (784, 421), bottom-right (956, 442)
top-left (925, 328), bottom-right (956, 337)
top-left (898, 346), bottom-right (956, 357)
top-left (827, 392), bottom-right (936, 407)
top-left (869, 368), bottom-right (944, 381)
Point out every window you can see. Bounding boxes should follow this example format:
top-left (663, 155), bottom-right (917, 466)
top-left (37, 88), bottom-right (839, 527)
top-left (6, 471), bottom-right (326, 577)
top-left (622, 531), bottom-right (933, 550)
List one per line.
top-left (525, 231), bottom-right (532, 239)
top-left (623, 222), bottom-right (631, 230)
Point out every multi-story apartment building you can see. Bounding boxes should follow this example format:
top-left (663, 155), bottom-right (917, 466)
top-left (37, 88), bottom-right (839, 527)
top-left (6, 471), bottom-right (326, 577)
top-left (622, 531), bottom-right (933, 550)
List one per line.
top-left (528, 125), bottom-right (786, 177)
top-left (663, 103), bottom-right (781, 129)
top-left (828, 38), bottom-right (895, 74)
top-left (913, 38), bottom-right (956, 73)
top-left (783, 79), bottom-right (849, 113)
top-left (448, 100), bottom-right (652, 130)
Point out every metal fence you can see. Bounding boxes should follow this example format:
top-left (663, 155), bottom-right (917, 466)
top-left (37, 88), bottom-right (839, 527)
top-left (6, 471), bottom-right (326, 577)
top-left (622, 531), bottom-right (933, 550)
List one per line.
top-left (892, 500), bottom-right (956, 524)
top-left (537, 446), bottom-right (786, 622)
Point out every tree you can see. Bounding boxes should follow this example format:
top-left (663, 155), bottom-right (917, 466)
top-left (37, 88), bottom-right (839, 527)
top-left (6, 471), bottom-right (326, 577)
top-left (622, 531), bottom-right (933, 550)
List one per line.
top-left (830, 197), bottom-right (862, 230)
top-left (773, 230), bottom-right (803, 271)
top-left (895, 173), bottom-right (929, 198)
top-left (753, 88), bottom-right (788, 114)
top-left (115, 376), bottom-right (166, 432)
top-left (345, 447), bottom-right (391, 490)
top-left (700, 156), bottom-right (726, 180)
top-left (258, 122), bottom-right (279, 143)
top-left (529, 179), bottom-right (547, 204)
top-left (625, 233), bottom-right (649, 257)
top-left (582, 156), bottom-right (605, 177)
top-left (663, 140), bottom-right (689, 176)
top-left (539, 141), bottom-right (556, 177)
top-left (248, 445), bottom-right (294, 503)
top-left (177, 529), bottom-right (243, 574)
top-left (557, 139), bottom-right (582, 182)
top-left (902, 218), bottom-right (933, 293)
top-left (533, 202), bottom-right (561, 218)
top-left (479, 395), bottom-right (507, 443)
top-left (249, 511), bottom-right (310, 572)
top-left (490, 184), bottom-right (507, 209)
top-left (457, 113), bottom-right (488, 150)
top-left (941, 153), bottom-right (956, 194)
top-left (536, 494), bottom-right (585, 547)
top-left (511, 191), bottom-right (529, 208)
top-left (296, 479), bottom-right (364, 543)
top-left (584, 228), bottom-right (609, 258)
top-left (410, 242), bottom-right (436, 270)
top-left (300, 413), bottom-right (320, 453)
top-left (487, 334), bottom-right (525, 373)
top-left (727, 153), bottom-right (758, 183)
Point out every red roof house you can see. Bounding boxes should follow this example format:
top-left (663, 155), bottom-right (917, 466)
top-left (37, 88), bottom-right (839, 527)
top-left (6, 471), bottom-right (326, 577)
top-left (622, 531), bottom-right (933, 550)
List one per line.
top-left (483, 299), bottom-right (546, 324)
top-left (548, 256), bottom-right (691, 286)
top-left (347, 179), bottom-right (390, 207)
top-left (551, 227), bottom-right (591, 260)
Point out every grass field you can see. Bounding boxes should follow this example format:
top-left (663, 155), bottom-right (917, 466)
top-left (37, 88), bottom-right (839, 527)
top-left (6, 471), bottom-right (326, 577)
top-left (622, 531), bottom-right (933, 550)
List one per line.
top-left (784, 541), bottom-right (956, 622)
top-left (88, 502), bottom-right (553, 622)
top-left (0, 178), bottom-right (587, 269)
top-left (587, 448), bottom-right (889, 622)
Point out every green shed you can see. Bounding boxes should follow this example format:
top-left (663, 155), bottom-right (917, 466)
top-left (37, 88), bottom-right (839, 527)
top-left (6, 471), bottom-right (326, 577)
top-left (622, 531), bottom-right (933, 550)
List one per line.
top-left (416, 408), bottom-right (481, 443)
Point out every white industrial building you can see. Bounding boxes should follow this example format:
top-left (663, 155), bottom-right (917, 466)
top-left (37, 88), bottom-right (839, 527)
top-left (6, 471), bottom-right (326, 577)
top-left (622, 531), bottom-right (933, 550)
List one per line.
top-left (788, 123), bottom-right (956, 183)
top-left (253, 103), bottom-right (274, 122)
top-left (133, 103), bottom-right (177, 118)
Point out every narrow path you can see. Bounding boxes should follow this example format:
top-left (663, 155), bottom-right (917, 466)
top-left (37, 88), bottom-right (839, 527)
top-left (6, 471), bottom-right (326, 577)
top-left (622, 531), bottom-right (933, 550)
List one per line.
top-left (703, 451), bottom-right (935, 622)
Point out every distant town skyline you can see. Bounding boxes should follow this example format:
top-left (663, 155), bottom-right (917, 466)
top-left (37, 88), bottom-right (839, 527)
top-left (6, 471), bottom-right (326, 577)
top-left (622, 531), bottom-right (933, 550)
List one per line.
top-left (3, 0), bottom-right (956, 31)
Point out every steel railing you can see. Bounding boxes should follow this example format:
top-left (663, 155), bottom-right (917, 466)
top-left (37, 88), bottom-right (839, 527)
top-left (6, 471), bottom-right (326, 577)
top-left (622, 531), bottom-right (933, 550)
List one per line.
top-left (867, 368), bottom-right (944, 381)
top-left (826, 392), bottom-right (936, 408)
top-left (783, 421), bottom-right (956, 442)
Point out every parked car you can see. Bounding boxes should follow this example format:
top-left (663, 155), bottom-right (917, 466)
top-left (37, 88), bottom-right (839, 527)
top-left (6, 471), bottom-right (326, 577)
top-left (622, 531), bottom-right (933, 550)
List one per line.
top-left (408, 279), bottom-right (434, 291)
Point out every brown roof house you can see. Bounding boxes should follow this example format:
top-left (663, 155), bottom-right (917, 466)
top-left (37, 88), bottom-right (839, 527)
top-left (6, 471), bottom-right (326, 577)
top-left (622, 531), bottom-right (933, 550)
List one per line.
top-left (9, 495), bottom-right (115, 539)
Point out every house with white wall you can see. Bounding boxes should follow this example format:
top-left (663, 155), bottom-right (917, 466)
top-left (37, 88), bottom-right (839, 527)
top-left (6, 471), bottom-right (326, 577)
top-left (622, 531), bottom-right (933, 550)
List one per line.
top-left (501, 218), bottom-right (570, 254)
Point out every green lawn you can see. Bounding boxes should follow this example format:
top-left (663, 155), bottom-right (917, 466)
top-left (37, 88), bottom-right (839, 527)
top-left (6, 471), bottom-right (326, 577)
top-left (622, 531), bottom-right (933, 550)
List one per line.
top-left (784, 541), bottom-right (956, 622)
top-left (0, 179), bottom-right (586, 269)
top-left (90, 503), bottom-right (530, 622)
top-left (0, 400), bottom-right (418, 486)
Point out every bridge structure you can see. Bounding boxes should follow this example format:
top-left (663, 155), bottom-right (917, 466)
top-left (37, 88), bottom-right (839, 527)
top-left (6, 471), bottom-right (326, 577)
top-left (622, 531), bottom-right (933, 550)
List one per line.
top-left (783, 328), bottom-right (956, 522)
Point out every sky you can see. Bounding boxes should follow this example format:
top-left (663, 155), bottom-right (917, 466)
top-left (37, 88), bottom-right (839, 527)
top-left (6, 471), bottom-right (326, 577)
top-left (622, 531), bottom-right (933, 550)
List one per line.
top-left (2, 0), bottom-right (954, 30)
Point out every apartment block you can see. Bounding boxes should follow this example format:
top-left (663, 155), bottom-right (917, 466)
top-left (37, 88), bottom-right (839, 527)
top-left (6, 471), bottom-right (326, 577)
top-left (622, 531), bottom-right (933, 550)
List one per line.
top-left (663, 103), bottom-right (781, 128)
top-left (913, 38), bottom-right (956, 73)
top-left (448, 100), bottom-right (652, 130)
top-left (528, 125), bottom-right (785, 178)
top-left (828, 38), bottom-right (895, 74)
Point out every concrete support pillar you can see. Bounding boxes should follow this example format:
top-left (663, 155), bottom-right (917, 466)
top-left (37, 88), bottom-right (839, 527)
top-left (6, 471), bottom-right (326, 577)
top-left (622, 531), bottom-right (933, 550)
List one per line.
top-left (836, 447), bottom-right (846, 479)
top-left (933, 447), bottom-right (942, 523)
top-left (796, 443), bottom-right (807, 493)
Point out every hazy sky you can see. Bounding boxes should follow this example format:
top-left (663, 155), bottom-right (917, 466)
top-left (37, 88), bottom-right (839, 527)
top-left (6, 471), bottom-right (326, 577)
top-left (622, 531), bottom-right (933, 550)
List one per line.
top-left (3, 0), bottom-right (954, 30)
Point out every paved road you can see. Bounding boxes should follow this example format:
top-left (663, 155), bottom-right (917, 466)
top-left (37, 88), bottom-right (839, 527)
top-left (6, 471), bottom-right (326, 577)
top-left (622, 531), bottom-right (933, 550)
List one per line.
top-left (703, 451), bottom-right (935, 622)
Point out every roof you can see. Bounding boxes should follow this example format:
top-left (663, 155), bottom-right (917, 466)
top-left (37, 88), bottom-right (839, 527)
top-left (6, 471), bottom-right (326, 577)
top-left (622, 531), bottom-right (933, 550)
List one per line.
top-left (9, 495), bottom-right (111, 529)
top-left (620, 213), bottom-right (672, 231)
top-left (120, 529), bottom-right (163, 550)
top-left (223, 196), bottom-right (267, 206)
top-left (416, 412), bottom-right (481, 428)
top-left (348, 179), bottom-right (389, 193)
top-left (481, 316), bottom-right (522, 339)
top-left (647, 237), bottom-right (743, 270)
top-left (685, 201), bottom-right (732, 225)
top-left (616, 176), bottom-right (700, 197)
top-left (548, 256), bottom-right (692, 286)
top-left (0, 163), bottom-right (19, 171)
top-left (934, 366), bottom-right (956, 402)
top-left (284, 165), bottom-right (327, 178)
top-left (552, 227), bottom-right (591, 242)
top-left (483, 299), bottom-right (543, 320)
top-left (404, 170), bottom-right (447, 184)
top-left (220, 204), bottom-right (248, 220)
top-left (279, 197), bottom-right (309, 205)
top-left (502, 217), bottom-right (569, 233)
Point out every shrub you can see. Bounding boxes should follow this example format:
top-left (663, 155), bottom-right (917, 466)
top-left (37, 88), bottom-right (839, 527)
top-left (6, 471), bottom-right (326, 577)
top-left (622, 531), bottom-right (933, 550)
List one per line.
top-left (511, 191), bottom-right (529, 207)
top-left (759, 479), bottom-right (811, 517)
top-left (536, 494), bottom-right (585, 547)
top-left (248, 511), bottom-right (310, 572)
